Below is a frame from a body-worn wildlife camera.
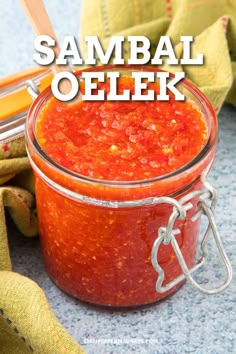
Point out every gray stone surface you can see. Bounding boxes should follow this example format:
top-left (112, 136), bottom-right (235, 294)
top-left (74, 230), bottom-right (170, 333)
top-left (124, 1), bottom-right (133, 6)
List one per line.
top-left (1, 1), bottom-right (236, 353)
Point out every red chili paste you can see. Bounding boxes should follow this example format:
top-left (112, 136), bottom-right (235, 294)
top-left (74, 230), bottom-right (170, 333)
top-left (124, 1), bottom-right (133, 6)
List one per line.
top-left (37, 77), bottom-right (207, 181)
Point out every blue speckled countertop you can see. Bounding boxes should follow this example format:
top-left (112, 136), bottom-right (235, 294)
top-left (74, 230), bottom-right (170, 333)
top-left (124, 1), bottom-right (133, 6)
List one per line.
top-left (1, 1), bottom-right (236, 353)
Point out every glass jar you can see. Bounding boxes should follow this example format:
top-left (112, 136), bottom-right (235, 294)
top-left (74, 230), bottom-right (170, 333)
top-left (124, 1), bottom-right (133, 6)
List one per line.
top-left (25, 65), bottom-right (232, 307)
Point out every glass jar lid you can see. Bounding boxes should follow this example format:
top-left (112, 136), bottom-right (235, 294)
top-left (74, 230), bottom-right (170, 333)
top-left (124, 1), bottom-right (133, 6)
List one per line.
top-left (0, 67), bottom-right (52, 143)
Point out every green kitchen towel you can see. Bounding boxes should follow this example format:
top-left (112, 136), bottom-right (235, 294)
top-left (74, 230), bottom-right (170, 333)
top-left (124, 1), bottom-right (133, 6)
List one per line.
top-left (0, 271), bottom-right (85, 353)
top-left (80, 0), bottom-right (236, 111)
top-left (1, 0), bottom-right (236, 352)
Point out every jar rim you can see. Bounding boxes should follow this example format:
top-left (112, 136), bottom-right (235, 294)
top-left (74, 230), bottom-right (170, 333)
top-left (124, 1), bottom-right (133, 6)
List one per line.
top-left (26, 64), bottom-right (218, 188)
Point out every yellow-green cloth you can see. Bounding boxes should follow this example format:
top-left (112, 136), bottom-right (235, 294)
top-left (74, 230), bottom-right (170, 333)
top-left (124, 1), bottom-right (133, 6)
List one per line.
top-left (1, 0), bottom-right (236, 352)
top-left (80, 0), bottom-right (236, 111)
top-left (0, 272), bottom-right (84, 354)
top-left (0, 138), bottom-right (37, 271)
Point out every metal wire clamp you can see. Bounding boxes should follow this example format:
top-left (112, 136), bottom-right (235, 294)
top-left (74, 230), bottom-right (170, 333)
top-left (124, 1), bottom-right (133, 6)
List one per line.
top-left (151, 176), bottom-right (233, 295)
